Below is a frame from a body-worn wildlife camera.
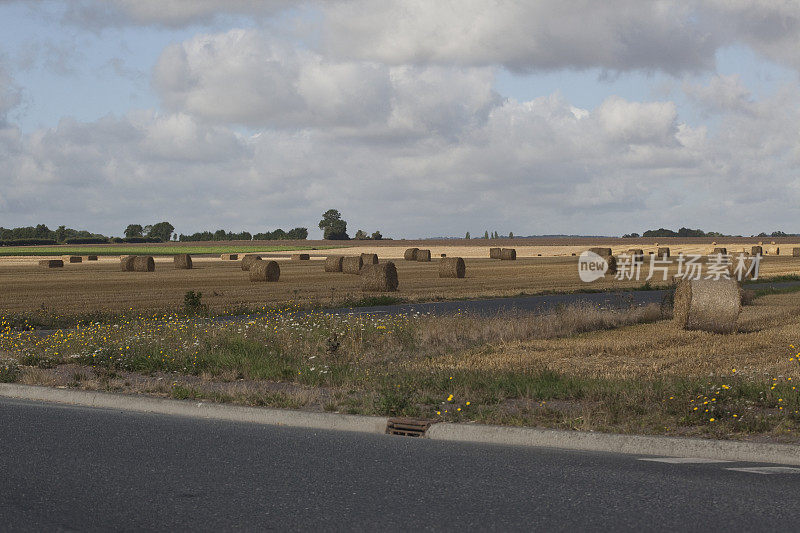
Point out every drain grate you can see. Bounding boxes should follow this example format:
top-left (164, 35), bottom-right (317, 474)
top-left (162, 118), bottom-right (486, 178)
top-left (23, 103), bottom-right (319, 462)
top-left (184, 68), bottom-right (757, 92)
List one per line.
top-left (386, 417), bottom-right (434, 437)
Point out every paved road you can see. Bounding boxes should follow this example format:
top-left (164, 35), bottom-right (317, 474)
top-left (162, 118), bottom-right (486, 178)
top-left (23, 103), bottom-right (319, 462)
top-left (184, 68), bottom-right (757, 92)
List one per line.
top-left (2, 398), bottom-right (800, 531)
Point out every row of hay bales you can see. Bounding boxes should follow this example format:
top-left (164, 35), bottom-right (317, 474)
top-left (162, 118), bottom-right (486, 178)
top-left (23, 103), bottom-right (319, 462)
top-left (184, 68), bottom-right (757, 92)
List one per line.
top-left (489, 248), bottom-right (516, 260)
top-left (404, 248), bottom-right (431, 262)
top-left (323, 253), bottom-right (401, 291)
top-left (41, 255), bottom-right (99, 267)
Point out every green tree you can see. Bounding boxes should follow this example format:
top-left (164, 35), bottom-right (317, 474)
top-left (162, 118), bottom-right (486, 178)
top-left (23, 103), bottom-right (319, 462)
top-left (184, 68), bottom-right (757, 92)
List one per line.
top-left (318, 209), bottom-right (349, 240)
top-left (371, 230), bottom-right (382, 240)
top-left (508, 231), bottom-right (514, 238)
top-left (465, 232), bottom-right (470, 239)
top-left (124, 224), bottom-right (143, 238)
top-left (484, 230), bottom-right (489, 239)
top-left (354, 230), bottom-right (368, 240)
top-left (147, 222), bottom-right (175, 242)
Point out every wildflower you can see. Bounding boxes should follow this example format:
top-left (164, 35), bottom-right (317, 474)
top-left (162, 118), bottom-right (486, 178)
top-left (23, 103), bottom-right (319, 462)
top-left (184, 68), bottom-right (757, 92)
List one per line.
top-left (709, 418), bottom-right (715, 422)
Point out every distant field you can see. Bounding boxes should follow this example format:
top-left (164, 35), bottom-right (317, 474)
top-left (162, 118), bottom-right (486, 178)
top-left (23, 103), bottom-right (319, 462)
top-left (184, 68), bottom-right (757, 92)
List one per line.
top-left (0, 244), bottom-right (337, 257)
top-left (0, 253), bottom-right (798, 316)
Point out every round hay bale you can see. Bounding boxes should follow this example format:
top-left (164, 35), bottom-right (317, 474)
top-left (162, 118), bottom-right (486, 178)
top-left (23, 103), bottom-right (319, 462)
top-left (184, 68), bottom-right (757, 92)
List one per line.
top-left (793, 247), bottom-right (800, 257)
top-left (440, 253), bottom-right (446, 258)
top-left (292, 253), bottom-right (310, 261)
top-left (360, 262), bottom-right (398, 291)
top-left (711, 241), bottom-right (717, 246)
top-left (771, 241), bottom-right (776, 245)
top-left (174, 254), bottom-right (193, 269)
top-left (324, 256), bottom-right (343, 272)
top-left (241, 254), bottom-right (262, 271)
top-left (249, 260), bottom-right (280, 282)
top-left (133, 256), bottom-right (155, 272)
top-left (439, 257), bottom-right (465, 278)
top-left (120, 255), bottom-right (135, 271)
top-left (342, 256), bottom-right (364, 274)
top-left (404, 248), bottom-right (419, 261)
top-left (658, 247), bottom-right (670, 257)
top-left (751, 246), bottom-right (763, 256)
top-left (62, 255), bottom-right (82, 263)
top-left (86, 255), bottom-right (98, 261)
top-left (221, 253), bottom-right (238, 261)
top-left (416, 249), bottom-right (432, 262)
top-left (39, 259), bottom-right (63, 268)
top-left (627, 249), bottom-right (644, 262)
top-left (606, 255), bottom-right (618, 275)
top-left (489, 247), bottom-right (501, 259)
top-left (500, 248), bottom-right (516, 260)
top-left (589, 247), bottom-right (612, 257)
top-left (360, 253), bottom-right (378, 265)
top-left (712, 247), bottom-right (728, 255)
top-left (673, 278), bottom-right (741, 334)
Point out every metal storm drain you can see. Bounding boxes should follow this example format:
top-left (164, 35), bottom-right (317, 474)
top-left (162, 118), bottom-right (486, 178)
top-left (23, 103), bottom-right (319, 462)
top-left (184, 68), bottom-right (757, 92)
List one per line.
top-left (386, 417), bottom-right (434, 437)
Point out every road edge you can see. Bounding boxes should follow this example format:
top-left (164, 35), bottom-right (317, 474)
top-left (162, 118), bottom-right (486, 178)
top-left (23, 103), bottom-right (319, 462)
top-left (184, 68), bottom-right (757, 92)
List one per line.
top-left (2, 383), bottom-right (800, 464)
top-left (0, 383), bottom-right (387, 434)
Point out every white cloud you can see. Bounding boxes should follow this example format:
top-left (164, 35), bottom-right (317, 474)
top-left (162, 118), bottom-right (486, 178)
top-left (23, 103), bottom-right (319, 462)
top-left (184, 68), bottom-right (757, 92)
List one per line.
top-left (684, 74), bottom-right (754, 114)
top-left (322, 0), bottom-right (718, 74)
top-left (153, 29), bottom-right (501, 136)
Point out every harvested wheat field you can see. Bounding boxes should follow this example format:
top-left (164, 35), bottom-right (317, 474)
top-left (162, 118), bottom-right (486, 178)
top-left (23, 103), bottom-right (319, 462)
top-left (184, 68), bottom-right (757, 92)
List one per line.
top-left (0, 253), bottom-right (797, 315)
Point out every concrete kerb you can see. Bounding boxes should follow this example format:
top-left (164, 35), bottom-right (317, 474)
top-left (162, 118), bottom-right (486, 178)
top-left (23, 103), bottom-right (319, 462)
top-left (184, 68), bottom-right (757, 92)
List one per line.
top-left (0, 384), bottom-right (387, 435)
top-left (425, 423), bottom-right (800, 465)
top-left (3, 383), bottom-right (800, 465)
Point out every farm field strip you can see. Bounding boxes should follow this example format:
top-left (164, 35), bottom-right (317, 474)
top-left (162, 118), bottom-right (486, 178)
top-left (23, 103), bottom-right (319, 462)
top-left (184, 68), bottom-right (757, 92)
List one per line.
top-left (0, 254), bottom-right (798, 315)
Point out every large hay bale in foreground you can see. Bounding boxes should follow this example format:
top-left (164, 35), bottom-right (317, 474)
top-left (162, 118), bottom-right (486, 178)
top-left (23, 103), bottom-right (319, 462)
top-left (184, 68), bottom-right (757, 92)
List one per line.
top-left (416, 249), bottom-right (432, 262)
top-left (86, 255), bottom-right (98, 261)
top-left (712, 247), bottom-right (728, 255)
top-left (324, 256), bottom-right (343, 272)
top-left (292, 253), bottom-right (310, 261)
top-left (174, 254), bottom-right (192, 269)
top-left (589, 247), bottom-right (612, 257)
top-left (489, 247), bottom-right (501, 259)
top-left (361, 262), bottom-right (398, 291)
top-left (221, 253), bottom-right (238, 261)
top-left (133, 256), bottom-right (155, 272)
top-left (439, 257), bottom-right (466, 278)
top-left (120, 255), bottom-right (135, 271)
top-left (342, 256), bottom-right (364, 274)
top-left (62, 255), bottom-right (82, 263)
top-left (361, 253), bottom-right (378, 265)
top-left (500, 248), bottom-right (516, 260)
top-left (794, 247), bottom-right (800, 257)
top-left (249, 260), bottom-right (280, 282)
top-left (751, 246), bottom-right (763, 256)
top-left (673, 278), bottom-right (741, 334)
top-left (404, 248), bottom-right (419, 261)
top-left (39, 259), bottom-right (63, 268)
top-left (657, 247), bottom-right (670, 258)
top-left (241, 254), bottom-right (262, 271)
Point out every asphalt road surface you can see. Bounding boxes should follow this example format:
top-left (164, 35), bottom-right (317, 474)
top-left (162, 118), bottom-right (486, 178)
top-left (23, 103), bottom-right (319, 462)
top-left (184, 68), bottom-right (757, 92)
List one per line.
top-left (2, 397), bottom-right (800, 531)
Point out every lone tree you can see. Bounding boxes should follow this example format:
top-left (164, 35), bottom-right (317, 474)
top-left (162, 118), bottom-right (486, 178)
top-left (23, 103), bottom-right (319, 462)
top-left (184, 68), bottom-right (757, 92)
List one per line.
top-left (147, 222), bottom-right (175, 243)
top-left (319, 209), bottom-right (349, 240)
top-left (124, 224), bottom-right (143, 238)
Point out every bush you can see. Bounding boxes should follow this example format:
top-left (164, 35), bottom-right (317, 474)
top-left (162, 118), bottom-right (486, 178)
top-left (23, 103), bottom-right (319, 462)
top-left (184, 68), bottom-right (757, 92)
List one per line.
top-left (121, 237), bottom-right (162, 243)
top-left (0, 239), bottom-right (58, 246)
top-left (0, 362), bottom-right (20, 383)
top-left (64, 237), bottom-right (109, 244)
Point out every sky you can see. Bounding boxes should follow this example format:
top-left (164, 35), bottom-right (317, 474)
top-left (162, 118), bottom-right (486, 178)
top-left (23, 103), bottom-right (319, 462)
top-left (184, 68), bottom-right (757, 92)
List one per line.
top-left (1, 1), bottom-right (800, 239)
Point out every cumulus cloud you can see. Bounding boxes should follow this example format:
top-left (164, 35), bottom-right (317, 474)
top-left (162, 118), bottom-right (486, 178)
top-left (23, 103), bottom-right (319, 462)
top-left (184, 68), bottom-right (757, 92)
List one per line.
top-left (153, 29), bottom-right (502, 136)
top-left (684, 74), bottom-right (754, 114)
top-left (322, 0), bottom-right (718, 74)
top-left (63, 0), bottom-right (296, 28)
